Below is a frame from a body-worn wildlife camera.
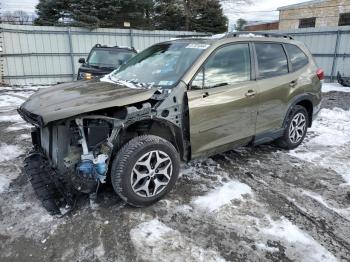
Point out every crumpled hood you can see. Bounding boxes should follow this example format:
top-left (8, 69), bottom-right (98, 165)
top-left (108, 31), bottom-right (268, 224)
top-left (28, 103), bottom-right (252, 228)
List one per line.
top-left (20, 80), bottom-right (156, 125)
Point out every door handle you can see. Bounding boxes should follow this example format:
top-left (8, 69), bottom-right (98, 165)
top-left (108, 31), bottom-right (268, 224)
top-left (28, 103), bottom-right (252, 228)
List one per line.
top-left (245, 90), bottom-right (256, 97)
top-left (289, 80), bottom-right (297, 87)
top-left (202, 92), bottom-right (209, 98)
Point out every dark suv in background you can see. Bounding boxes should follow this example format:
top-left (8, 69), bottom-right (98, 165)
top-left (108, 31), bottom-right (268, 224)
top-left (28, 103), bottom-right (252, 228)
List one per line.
top-left (77, 44), bottom-right (136, 80)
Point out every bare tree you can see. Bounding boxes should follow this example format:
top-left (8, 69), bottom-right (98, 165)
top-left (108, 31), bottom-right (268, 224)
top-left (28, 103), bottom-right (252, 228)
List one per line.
top-left (236, 18), bottom-right (247, 31)
top-left (220, 0), bottom-right (251, 31)
top-left (2, 11), bottom-right (17, 23)
top-left (1, 10), bottom-right (31, 25)
top-left (13, 10), bottom-right (30, 25)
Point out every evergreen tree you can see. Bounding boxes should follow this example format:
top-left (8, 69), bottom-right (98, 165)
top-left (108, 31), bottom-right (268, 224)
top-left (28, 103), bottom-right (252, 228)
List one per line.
top-left (115, 0), bottom-right (154, 29)
top-left (35, 0), bottom-right (72, 25)
top-left (34, 0), bottom-right (228, 32)
top-left (153, 0), bottom-right (186, 30)
top-left (35, 0), bottom-right (153, 29)
top-left (153, 0), bottom-right (227, 33)
top-left (188, 0), bottom-right (228, 33)
top-left (70, 0), bottom-right (100, 27)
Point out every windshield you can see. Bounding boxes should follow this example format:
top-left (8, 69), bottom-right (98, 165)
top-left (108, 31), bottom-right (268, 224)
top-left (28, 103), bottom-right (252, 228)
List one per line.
top-left (87, 49), bottom-right (135, 68)
top-left (110, 42), bottom-right (208, 88)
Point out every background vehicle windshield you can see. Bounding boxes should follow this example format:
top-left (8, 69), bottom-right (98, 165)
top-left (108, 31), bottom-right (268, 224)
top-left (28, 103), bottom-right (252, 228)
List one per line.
top-left (111, 42), bottom-right (208, 87)
top-left (87, 49), bottom-right (135, 68)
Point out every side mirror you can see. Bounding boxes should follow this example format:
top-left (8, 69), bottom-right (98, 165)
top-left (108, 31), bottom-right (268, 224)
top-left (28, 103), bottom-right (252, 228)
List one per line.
top-left (78, 58), bottom-right (86, 64)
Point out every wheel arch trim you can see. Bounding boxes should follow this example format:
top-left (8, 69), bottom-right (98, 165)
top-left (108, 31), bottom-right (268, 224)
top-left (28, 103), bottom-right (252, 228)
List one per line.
top-left (283, 94), bottom-right (314, 128)
top-left (122, 117), bottom-right (187, 161)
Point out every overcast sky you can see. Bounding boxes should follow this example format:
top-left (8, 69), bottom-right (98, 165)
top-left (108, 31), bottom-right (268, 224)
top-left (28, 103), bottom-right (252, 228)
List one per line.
top-left (1, 0), bottom-right (308, 24)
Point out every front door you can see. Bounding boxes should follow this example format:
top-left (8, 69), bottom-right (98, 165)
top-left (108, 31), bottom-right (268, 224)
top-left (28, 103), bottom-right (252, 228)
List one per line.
top-left (187, 43), bottom-right (259, 158)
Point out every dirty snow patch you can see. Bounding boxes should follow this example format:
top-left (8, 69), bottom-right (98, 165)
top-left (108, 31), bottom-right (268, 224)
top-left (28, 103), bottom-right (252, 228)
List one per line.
top-left (0, 164), bottom-right (21, 193)
top-left (18, 133), bottom-right (31, 140)
top-left (5, 123), bottom-right (32, 132)
top-left (130, 219), bottom-right (226, 262)
top-left (0, 175), bottom-right (12, 193)
top-left (0, 187), bottom-right (58, 239)
top-left (322, 83), bottom-right (350, 93)
top-left (1, 85), bottom-right (49, 92)
top-left (192, 181), bottom-right (252, 212)
top-left (255, 242), bottom-right (279, 253)
top-left (289, 108), bottom-right (350, 184)
top-left (0, 94), bottom-right (25, 108)
top-left (302, 190), bottom-right (350, 219)
top-left (262, 217), bottom-right (337, 262)
top-left (0, 114), bottom-right (24, 123)
top-left (0, 144), bottom-right (23, 162)
top-left (307, 108), bottom-right (350, 146)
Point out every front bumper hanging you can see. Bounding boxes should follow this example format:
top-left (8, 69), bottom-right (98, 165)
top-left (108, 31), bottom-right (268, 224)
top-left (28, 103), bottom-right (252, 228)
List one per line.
top-left (24, 148), bottom-right (76, 215)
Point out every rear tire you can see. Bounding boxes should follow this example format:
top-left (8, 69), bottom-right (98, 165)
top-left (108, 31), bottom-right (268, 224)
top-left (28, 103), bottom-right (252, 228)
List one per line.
top-left (276, 105), bottom-right (309, 150)
top-left (111, 135), bottom-right (180, 207)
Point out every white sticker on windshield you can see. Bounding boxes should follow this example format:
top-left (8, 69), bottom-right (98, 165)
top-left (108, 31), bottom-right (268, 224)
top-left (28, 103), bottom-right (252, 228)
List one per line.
top-left (185, 43), bottom-right (210, 49)
top-left (159, 80), bottom-right (174, 86)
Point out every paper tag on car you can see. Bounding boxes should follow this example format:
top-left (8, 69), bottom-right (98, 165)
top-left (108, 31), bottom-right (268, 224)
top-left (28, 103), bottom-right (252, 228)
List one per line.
top-left (185, 44), bottom-right (210, 49)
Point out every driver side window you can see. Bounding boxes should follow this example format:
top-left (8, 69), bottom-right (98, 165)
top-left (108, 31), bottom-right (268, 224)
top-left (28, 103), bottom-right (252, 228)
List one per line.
top-left (192, 43), bottom-right (251, 89)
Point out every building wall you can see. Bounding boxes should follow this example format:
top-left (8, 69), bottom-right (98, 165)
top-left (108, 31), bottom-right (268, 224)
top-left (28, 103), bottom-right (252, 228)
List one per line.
top-left (244, 22), bottom-right (279, 31)
top-left (279, 0), bottom-right (350, 29)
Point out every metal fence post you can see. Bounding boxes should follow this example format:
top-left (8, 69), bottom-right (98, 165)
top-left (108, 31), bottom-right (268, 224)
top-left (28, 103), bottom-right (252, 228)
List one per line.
top-left (0, 26), bottom-right (4, 85)
top-left (330, 30), bottom-right (341, 82)
top-left (67, 27), bottom-right (76, 80)
top-left (130, 28), bottom-right (134, 48)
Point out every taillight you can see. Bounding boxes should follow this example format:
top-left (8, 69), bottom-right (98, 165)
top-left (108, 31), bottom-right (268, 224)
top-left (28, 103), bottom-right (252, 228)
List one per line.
top-left (316, 68), bottom-right (324, 80)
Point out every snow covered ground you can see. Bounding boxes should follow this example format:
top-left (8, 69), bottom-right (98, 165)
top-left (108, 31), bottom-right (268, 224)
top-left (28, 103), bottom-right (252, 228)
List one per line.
top-left (0, 83), bottom-right (350, 261)
top-left (322, 82), bottom-right (350, 93)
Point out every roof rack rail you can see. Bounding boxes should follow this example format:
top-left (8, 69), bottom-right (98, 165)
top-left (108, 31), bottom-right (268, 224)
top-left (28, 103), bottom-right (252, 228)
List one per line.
top-left (225, 31), bottom-right (293, 40)
top-left (174, 34), bottom-right (212, 39)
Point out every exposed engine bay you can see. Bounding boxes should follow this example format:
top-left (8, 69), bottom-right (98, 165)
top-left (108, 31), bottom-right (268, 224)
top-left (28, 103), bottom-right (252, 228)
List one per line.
top-left (19, 83), bottom-right (188, 215)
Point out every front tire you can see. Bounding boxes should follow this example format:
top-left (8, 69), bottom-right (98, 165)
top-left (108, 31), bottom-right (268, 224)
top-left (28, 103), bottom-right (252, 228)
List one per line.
top-left (276, 105), bottom-right (309, 150)
top-left (111, 135), bottom-right (180, 207)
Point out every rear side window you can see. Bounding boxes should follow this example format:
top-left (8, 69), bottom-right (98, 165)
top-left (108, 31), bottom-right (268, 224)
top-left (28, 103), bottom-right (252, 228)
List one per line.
top-left (285, 44), bottom-right (309, 71)
top-left (255, 43), bottom-right (288, 79)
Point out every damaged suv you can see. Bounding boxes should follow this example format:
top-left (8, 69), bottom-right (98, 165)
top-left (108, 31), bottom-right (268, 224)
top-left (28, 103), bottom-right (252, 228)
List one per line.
top-left (19, 32), bottom-right (323, 215)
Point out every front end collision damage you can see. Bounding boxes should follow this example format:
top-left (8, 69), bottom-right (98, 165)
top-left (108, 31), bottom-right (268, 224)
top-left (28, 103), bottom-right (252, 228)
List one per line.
top-left (19, 83), bottom-right (189, 215)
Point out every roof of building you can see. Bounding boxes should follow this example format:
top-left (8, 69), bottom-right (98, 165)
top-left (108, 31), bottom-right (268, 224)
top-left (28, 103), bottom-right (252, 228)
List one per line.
top-left (277, 0), bottom-right (327, 11)
top-left (245, 20), bottom-right (279, 27)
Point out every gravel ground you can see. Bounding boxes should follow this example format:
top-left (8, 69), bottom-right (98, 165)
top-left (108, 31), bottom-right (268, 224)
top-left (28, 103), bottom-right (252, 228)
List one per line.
top-left (0, 84), bottom-right (350, 262)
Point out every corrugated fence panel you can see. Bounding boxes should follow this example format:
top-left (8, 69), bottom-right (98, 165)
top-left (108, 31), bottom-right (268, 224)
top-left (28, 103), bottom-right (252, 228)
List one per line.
top-left (1, 24), bottom-right (202, 85)
top-left (0, 25), bottom-right (218, 85)
top-left (2, 24), bottom-right (349, 85)
top-left (271, 26), bottom-right (350, 81)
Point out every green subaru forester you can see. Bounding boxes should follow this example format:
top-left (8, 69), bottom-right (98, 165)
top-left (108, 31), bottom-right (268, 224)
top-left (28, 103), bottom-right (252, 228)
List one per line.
top-left (19, 32), bottom-right (323, 214)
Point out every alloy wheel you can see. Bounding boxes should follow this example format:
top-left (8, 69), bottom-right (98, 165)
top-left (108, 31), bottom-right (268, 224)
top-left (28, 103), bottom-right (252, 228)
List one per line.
top-left (131, 150), bottom-right (173, 197)
top-left (289, 112), bottom-right (306, 143)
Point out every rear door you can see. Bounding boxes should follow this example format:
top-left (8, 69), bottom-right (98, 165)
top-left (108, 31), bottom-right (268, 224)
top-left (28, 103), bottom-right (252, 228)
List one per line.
top-left (187, 43), bottom-right (259, 157)
top-left (254, 42), bottom-right (300, 134)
